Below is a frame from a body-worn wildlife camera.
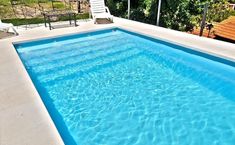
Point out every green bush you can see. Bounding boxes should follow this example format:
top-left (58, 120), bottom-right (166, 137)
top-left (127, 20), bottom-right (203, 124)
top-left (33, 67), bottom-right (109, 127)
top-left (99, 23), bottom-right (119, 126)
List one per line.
top-left (107, 0), bottom-right (235, 31)
top-left (2, 18), bottom-right (45, 25)
top-left (2, 13), bottom-right (89, 26)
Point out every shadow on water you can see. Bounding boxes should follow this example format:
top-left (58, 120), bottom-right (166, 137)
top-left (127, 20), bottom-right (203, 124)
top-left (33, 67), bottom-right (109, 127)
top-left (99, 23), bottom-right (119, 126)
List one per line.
top-left (28, 71), bottom-right (78, 145)
top-left (19, 49), bottom-right (143, 145)
top-left (23, 52), bottom-right (142, 145)
top-left (15, 49), bottom-right (78, 145)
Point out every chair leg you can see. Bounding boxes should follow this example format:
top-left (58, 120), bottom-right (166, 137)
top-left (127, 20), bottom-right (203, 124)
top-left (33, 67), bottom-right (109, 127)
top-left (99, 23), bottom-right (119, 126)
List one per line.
top-left (94, 18), bottom-right (97, 24)
top-left (12, 27), bottom-right (19, 35)
top-left (43, 14), bottom-right (47, 27)
top-left (69, 14), bottom-right (72, 25)
top-left (74, 13), bottom-right (77, 26)
top-left (7, 27), bottom-right (18, 35)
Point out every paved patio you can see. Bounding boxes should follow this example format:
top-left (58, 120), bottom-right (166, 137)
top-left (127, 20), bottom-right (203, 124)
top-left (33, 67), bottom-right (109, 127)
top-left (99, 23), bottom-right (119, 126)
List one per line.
top-left (1, 17), bottom-right (235, 145)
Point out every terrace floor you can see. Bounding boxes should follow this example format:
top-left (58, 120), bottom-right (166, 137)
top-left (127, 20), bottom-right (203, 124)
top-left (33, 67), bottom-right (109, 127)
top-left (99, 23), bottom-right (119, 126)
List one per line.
top-left (1, 17), bottom-right (235, 145)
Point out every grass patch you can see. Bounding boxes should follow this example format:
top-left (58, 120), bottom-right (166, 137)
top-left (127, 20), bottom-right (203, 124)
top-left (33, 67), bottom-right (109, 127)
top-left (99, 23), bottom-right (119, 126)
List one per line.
top-left (2, 18), bottom-right (45, 26)
top-left (0, 0), bottom-right (70, 19)
top-left (0, 0), bottom-right (47, 5)
top-left (2, 13), bottom-right (89, 26)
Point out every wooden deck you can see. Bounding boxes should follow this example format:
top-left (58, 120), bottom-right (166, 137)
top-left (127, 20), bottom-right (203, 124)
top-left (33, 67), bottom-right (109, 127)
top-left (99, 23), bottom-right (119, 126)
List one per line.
top-left (189, 28), bottom-right (215, 39)
top-left (214, 16), bottom-right (235, 41)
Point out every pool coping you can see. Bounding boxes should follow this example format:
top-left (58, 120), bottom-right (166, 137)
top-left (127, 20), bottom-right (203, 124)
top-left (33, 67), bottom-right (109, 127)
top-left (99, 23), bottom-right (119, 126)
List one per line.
top-left (0, 17), bottom-right (235, 145)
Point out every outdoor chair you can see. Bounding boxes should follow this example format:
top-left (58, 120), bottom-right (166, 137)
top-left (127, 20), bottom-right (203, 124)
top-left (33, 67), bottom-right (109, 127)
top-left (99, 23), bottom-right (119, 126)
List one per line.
top-left (0, 20), bottom-right (18, 35)
top-left (89, 0), bottom-right (113, 24)
top-left (38, 0), bottom-right (78, 30)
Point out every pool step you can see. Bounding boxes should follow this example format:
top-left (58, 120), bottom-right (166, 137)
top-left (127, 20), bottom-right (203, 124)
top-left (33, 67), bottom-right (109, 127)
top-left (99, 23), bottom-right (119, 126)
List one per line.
top-left (36, 45), bottom-right (140, 80)
top-left (20, 31), bottom-right (126, 60)
top-left (31, 43), bottom-right (136, 75)
top-left (25, 37), bottom-right (134, 67)
top-left (17, 30), bottom-right (124, 52)
top-left (38, 48), bottom-right (143, 84)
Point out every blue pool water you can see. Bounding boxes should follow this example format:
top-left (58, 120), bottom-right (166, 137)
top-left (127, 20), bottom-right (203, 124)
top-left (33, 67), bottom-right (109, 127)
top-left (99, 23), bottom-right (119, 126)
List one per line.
top-left (15, 28), bottom-right (235, 145)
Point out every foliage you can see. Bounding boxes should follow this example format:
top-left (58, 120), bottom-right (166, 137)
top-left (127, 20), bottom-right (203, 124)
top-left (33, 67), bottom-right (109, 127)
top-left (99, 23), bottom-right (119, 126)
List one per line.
top-left (0, 0), bottom-right (39, 5)
top-left (107, 0), bottom-right (128, 17)
top-left (130, 7), bottom-right (146, 22)
top-left (2, 17), bottom-right (45, 25)
top-left (0, 0), bottom-right (76, 19)
top-left (207, 0), bottom-right (234, 22)
top-left (1, 0), bottom-right (234, 31)
top-left (1, 13), bottom-right (89, 26)
top-left (157, 0), bottom-right (194, 31)
top-left (107, 0), bottom-right (235, 31)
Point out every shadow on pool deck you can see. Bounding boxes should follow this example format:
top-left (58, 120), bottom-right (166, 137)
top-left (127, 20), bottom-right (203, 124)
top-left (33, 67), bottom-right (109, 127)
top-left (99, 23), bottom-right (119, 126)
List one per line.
top-left (96, 18), bottom-right (113, 24)
top-left (0, 31), bottom-right (15, 39)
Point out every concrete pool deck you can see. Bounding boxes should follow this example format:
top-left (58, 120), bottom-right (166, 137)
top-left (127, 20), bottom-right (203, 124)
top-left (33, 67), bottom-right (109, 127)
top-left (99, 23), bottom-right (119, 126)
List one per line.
top-left (0, 17), bottom-right (235, 145)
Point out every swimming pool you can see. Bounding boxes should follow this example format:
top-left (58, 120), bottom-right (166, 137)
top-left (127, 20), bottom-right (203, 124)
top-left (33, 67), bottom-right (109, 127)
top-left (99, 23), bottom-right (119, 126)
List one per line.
top-left (15, 28), bottom-right (235, 145)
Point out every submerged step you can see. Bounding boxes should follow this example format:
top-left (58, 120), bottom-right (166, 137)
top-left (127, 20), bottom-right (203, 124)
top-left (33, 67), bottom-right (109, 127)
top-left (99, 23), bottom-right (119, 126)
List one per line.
top-left (17, 30), bottom-right (124, 53)
top-left (38, 48), bottom-right (143, 84)
top-left (25, 37), bottom-right (134, 67)
top-left (19, 31), bottom-right (125, 60)
top-left (31, 43), bottom-right (136, 74)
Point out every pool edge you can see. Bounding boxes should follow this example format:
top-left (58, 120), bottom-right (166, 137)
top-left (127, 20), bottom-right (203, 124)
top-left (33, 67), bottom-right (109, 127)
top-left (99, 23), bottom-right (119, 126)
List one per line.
top-left (1, 17), bottom-right (235, 145)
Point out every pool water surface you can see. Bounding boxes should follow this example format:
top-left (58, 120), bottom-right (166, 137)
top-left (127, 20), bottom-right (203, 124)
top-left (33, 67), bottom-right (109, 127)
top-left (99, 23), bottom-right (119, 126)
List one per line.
top-left (15, 28), bottom-right (235, 145)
